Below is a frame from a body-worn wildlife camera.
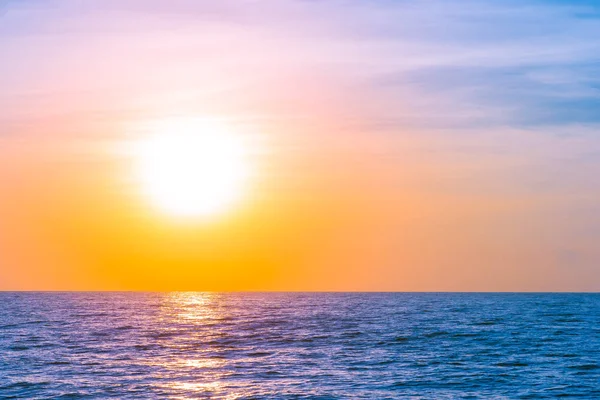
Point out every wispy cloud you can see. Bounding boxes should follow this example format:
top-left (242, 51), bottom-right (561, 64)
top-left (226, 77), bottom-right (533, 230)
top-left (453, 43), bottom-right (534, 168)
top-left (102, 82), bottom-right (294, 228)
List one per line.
top-left (2, 0), bottom-right (599, 131)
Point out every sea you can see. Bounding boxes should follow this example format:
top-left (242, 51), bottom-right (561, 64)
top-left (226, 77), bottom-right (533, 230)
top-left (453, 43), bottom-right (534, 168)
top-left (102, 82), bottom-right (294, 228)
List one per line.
top-left (0, 292), bottom-right (598, 399)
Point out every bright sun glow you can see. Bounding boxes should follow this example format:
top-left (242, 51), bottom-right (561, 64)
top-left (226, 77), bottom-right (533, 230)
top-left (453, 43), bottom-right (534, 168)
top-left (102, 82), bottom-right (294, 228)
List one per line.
top-left (134, 118), bottom-right (250, 218)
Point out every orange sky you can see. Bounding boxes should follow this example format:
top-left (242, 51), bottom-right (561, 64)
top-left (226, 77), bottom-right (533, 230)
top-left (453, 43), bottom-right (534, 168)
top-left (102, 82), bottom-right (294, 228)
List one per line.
top-left (2, 117), bottom-right (596, 291)
top-left (1, 1), bottom-right (599, 291)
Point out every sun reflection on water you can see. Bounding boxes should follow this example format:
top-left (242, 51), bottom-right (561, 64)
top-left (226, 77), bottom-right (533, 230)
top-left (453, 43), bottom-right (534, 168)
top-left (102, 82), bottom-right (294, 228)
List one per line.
top-left (151, 292), bottom-right (242, 399)
top-left (164, 292), bottom-right (221, 322)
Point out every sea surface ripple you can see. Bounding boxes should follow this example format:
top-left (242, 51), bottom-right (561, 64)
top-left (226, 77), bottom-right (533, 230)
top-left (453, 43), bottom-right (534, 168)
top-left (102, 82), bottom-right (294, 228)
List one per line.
top-left (0, 293), bottom-right (598, 399)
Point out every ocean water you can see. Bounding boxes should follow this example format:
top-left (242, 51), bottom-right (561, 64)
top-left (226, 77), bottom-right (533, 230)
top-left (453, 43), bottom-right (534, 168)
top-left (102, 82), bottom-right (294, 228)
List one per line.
top-left (0, 293), bottom-right (598, 399)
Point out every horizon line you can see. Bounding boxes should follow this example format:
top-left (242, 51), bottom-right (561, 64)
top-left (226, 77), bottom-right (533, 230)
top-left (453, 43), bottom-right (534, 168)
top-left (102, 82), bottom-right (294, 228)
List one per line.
top-left (2, 290), bottom-right (598, 294)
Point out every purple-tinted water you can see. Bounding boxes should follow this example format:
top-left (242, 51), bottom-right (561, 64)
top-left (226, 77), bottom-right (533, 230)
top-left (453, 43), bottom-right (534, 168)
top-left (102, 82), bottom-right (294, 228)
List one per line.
top-left (0, 292), bottom-right (598, 398)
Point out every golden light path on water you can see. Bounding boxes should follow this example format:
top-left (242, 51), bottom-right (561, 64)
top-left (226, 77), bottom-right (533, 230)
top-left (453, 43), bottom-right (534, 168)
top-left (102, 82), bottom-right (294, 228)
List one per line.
top-left (153, 293), bottom-right (238, 399)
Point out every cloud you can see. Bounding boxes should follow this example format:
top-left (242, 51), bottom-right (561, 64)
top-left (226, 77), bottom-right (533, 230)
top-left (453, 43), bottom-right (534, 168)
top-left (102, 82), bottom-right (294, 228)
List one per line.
top-left (1, 0), bottom-right (599, 132)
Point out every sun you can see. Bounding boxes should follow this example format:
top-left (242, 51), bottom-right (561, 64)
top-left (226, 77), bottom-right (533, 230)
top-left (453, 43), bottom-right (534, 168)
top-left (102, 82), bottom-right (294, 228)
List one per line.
top-left (133, 118), bottom-right (250, 218)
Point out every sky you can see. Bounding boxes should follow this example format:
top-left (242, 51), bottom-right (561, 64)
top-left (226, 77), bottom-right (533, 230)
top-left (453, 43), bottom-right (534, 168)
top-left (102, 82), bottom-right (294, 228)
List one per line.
top-left (1, 0), bottom-right (599, 291)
